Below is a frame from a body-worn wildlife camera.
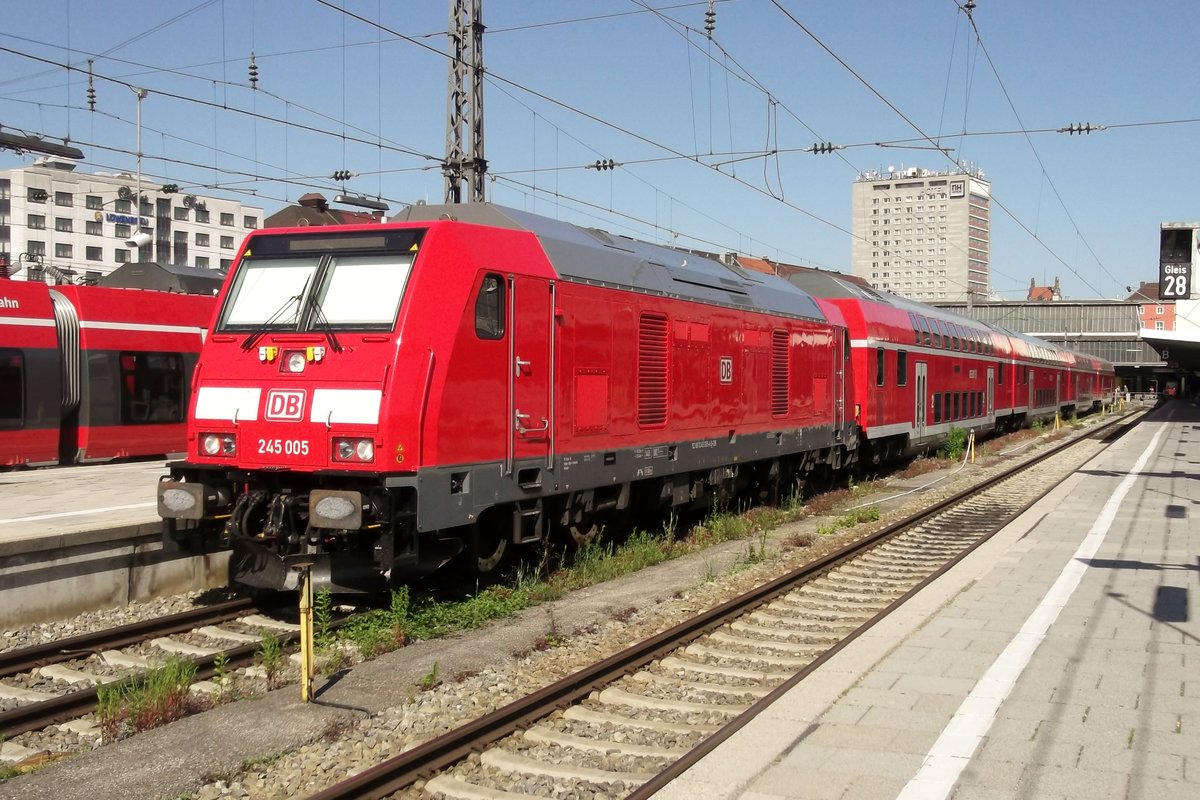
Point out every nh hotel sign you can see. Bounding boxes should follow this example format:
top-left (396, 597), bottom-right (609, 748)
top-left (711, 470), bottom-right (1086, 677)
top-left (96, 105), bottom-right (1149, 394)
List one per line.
top-left (97, 211), bottom-right (149, 227)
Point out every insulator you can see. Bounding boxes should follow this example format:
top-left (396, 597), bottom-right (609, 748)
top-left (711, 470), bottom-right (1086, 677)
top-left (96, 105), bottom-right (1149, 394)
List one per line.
top-left (248, 52), bottom-right (259, 89)
top-left (705, 1), bottom-right (716, 37)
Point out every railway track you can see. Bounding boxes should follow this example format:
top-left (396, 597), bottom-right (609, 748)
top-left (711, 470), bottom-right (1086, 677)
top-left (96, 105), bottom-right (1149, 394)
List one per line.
top-left (0, 596), bottom-right (297, 741)
top-left (301, 413), bottom-right (1138, 800)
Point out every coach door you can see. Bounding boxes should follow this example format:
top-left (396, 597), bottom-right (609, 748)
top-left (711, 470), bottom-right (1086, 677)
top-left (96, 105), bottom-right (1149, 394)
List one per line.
top-left (914, 362), bottom-right (927, 439)
top-left (508, 276), bottom-right (555, 473)
top-left (987, 368), bottom-right (995, 418)
top-left (835, 331), bottom-right (848, 436)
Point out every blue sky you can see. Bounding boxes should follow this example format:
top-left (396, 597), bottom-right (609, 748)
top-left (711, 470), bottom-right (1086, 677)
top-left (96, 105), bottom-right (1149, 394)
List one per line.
top-left (1, 1), bottom-right (1196, 300)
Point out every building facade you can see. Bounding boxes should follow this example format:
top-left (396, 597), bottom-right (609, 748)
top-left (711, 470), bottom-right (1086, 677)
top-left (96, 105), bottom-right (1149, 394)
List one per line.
top-left (851, 166), bottom-right (991, 302)
top-left (0, 158), bottom-right (262, 280)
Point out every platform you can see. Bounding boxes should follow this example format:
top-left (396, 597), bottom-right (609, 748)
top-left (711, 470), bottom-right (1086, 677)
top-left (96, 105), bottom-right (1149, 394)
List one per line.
top-left (658, 399), bottom-right (1200, 800)
top-left (0, 459), bottom-right (167, 554)
top-left (0, 460), bottom-right (227, 624)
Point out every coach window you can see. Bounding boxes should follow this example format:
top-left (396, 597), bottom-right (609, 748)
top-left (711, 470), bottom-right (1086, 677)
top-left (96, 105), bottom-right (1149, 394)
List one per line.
top-left (876, 347), bottom-right (886, 386)
top-left (474, 273), bottom-right (505, 339)
top-left (0, 349), bottom-right (23, 428)
top-left (896, 350), bottom-right (908, 386)
top-left (917, 316), bottom-right (931, 346)
top-left (930, 320), bottom-right (942, 349)
top-left (119, 352), bottom-right (184, 425)
top-left (952, 392), bottom-right (960, 419)
top-left (933, 393), bottom-right (942, 423)
top-left (909, 312), bottom-right (921, 344)
top-left (998, 362), bottom-right (1004, 384)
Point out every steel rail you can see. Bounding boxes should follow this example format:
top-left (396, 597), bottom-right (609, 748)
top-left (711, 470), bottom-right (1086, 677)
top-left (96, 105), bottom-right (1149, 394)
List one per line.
top-left (308, 411), bottom-right (1140, 800)
top-left (0, 597), bottom-right (265, 679)
top-left (0, 597), bottom-right (310, 739)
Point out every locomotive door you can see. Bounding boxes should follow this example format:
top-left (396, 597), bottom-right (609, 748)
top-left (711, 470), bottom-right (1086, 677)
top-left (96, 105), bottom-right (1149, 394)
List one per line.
top-left (509, 276), bottom-right (555, 471)
top-left (914, 362), bottom-right (927, 439)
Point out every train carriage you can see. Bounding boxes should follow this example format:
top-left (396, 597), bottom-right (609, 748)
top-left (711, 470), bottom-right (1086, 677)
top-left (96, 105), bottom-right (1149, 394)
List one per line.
top-left (785, 272), bottom-right (1011, 462)
top-left (0, 276), bottom-right (215, 467)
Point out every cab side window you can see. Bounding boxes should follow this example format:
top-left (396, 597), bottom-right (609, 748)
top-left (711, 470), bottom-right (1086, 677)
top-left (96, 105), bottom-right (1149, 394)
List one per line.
top-left (474, 273), bottom-right (505, 339)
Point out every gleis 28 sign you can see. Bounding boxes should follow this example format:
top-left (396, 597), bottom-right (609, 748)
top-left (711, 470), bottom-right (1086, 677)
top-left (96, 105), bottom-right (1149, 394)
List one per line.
top-left (1159, 225), bottom-right (1197, 301)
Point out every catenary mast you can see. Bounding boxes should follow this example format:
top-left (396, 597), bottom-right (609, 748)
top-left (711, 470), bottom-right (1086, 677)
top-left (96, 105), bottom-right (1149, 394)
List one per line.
top-left (443, 0), bottom-right (486, 203)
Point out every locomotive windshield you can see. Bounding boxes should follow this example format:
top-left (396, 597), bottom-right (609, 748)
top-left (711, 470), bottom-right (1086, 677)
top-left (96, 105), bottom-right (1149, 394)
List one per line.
top-left (217, 229), bottom-right (424, 333)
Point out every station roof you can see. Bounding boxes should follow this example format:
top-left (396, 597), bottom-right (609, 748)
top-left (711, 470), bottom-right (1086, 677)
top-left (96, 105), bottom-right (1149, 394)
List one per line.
top-left (1138, 328), bottom-right (1200, 372)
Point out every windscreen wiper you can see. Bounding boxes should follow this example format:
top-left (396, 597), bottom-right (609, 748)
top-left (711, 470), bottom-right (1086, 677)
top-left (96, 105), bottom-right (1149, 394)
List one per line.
top-left (240, 277), bottom-right (311, 351)
top-left (305, 292), bottom-right (344, 353)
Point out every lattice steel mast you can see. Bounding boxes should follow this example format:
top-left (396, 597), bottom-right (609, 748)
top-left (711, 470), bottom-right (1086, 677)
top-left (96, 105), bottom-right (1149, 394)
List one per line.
top-left (443, 0), bottom-right (487, 203)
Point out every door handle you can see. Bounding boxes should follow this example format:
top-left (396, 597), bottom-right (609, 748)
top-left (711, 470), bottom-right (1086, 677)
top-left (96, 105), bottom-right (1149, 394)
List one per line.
top-left (515, 410), bottom-right (549, 435)
top-left (515, 357), bottom-right (531, 377)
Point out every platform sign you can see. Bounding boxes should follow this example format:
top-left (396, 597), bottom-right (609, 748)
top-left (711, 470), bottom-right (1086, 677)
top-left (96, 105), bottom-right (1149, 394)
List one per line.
top-left (1159, 225), bottom-right (1197, 300)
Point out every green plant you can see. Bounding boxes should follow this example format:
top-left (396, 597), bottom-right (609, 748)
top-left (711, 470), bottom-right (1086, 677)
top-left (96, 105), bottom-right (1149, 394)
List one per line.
top-left (255, 632), bottom-right (285, 684)
top-left (419, 662), bottom-right (441, 691)
top-left (1031, 417), bottom-right (1045, 432)
top-left (212, 652), bottom-right (231, 692)
top-left (939, 426), bottom-right (968, 461)
top-left (314, 588), bottom-right (334, 645)
top-left (97, 655), bottom-right (197, 741)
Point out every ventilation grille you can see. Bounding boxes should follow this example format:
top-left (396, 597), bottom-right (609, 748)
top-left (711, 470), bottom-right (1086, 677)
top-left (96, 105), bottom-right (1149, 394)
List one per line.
top-left (638, 313), bottom-right (668, 427)
top-left (771, 328), bottom-right (788, 416)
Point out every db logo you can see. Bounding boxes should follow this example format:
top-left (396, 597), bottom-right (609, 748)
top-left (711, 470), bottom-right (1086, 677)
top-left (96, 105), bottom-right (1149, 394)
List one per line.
top-left (265, 389), bottom-right (306, 421)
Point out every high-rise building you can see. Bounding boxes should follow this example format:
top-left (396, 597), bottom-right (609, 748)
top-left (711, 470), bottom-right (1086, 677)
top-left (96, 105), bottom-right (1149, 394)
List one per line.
top-left (850, 166), bottom-right (990, 302)
top-left (0, 157), bottom-right (262, 281)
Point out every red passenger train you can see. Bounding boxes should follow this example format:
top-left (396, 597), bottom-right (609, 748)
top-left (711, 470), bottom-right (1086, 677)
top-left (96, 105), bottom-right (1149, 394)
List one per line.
top-left (0, 274), bottom-right (217, 467)
top-left (156, 204), bottom-right (1114, 592)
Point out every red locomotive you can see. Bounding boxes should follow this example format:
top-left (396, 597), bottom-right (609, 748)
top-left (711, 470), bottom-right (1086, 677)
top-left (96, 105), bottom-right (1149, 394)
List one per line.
top-left (157, 203), bottom-right (1115, 592)
top-left (1, 272), bottom-right (217, 467)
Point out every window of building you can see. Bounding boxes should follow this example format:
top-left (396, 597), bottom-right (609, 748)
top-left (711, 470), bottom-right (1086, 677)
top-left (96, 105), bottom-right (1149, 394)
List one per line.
top-left (174, 207), bottom-right (189, 221)
top-left (196, 208), bottom-right (210, 223)
top-left (27, 214), bottom-right (45, 230)
top-left (220, 258), bottom-right (232, 269)
top-left (54, 191), bottom-right (73, 207)
top-left (174, 231), bottom-right (188, 244)
top-left (115, 248), bottom-right (130, 263)
top-left (115, 223), bottom-right (131, 239)
top-left (1155, 321), bottom-right (1165, 330)
top-left (55, 217), bottom-right (73, 233)
top-left (55, 243), bottom-right (72, 259)
top-left (115, 198), bottom-right (131, 213)
top-left (27, 240), bottom-right (45, 256)
top-left (220, 236), bottom-right (234, 249)
top-left (195, 233), bottom-right (210, 247)
top-left (1156, 306), bottom-right (1164, 315)
top-left (86, 220), bottom-right (102, 236)
top-left (243, 215), bottom-right (258, 229)
top-left (196, 256), bottom-right (210, 268)
top-left (85, 246), bottom-right (102, 261)
top-left (220, 212), bottom-right (235, 226)
top-left (86, 195), bottom-right (103, 210)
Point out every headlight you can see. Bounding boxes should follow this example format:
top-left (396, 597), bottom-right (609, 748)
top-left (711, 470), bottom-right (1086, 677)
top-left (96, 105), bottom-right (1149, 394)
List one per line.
top-left (286, 351), bottom-right (307, 373)
top-left (333, 437), bottom-right (374, 463)
top-left (201, 433), bottom-right (236, 457)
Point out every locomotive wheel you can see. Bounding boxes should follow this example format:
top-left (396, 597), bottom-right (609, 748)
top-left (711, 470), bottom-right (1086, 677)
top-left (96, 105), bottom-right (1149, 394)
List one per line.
top-left (568, 514), bottom-right (600, 547)
top-left (469, 518), bottom-right (508, 575)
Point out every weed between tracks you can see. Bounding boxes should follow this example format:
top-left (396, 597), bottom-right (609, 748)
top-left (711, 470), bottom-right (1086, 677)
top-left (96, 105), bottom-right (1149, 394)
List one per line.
top-left (96, 655), bottom-right (200, 742)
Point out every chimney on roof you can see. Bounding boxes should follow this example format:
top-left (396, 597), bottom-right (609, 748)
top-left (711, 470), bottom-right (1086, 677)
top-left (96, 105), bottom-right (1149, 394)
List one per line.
top-left (298, 193), bottom-right (329, 213)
